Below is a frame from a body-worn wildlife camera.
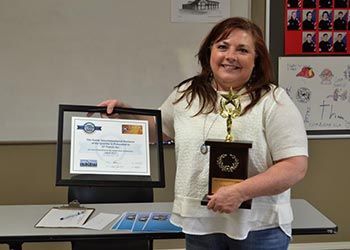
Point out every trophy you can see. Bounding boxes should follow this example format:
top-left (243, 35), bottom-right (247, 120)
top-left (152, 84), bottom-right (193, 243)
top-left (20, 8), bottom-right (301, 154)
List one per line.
top-left (201, 88), bottom-right (252, 209)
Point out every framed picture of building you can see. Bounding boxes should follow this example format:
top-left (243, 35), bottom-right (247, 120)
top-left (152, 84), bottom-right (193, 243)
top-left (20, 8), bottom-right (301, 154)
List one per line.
top-left (171, 0), bottom-right (231, 22)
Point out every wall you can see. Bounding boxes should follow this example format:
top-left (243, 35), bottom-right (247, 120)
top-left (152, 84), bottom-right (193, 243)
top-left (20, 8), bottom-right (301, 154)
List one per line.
top-left (0, 0), bottom-right (250, 142)
top-left (292, 139), bottom-right (350, 244)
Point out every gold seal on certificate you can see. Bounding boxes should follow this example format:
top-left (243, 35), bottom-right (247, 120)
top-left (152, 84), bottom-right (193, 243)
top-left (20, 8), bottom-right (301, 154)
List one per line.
top-left (201, 88), bottom-right (252, 209)
top-left (70, 117), bottom-right (150, 176)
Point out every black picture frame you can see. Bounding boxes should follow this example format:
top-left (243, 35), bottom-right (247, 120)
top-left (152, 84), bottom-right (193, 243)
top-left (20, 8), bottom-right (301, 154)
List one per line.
top-left (56, 104), bottom-right (165, 187)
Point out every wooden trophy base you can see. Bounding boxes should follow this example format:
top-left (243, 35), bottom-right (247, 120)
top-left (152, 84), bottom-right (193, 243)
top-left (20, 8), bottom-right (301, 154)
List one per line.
top-left (201, 139), bottom-right (252, 209)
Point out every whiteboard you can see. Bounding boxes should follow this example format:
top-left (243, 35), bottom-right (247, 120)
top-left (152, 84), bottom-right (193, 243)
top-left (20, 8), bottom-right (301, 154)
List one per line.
top-left (0, 0), bottom-right (250, 142)
top-left (279, 57), bottom-right (350, 138)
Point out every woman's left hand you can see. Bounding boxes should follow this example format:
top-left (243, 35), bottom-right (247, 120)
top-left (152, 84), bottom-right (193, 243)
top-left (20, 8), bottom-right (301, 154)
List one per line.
top-left (206, 156), bottom-right (308, 214)
top-left (206, 184), bottom-right (245, 214)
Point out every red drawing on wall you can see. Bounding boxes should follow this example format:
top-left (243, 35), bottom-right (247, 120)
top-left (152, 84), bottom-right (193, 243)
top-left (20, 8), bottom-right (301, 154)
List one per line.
top-left (296, 66), bottom-right (316, 78)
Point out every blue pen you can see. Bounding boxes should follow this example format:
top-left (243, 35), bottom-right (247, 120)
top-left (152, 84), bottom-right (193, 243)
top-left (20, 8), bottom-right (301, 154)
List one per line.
top-left (60, 210), bottom-right (85, 220)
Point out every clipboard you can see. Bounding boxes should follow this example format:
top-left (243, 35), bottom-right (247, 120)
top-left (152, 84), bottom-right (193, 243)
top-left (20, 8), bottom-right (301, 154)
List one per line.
top-left (35, 200), bottom-right (95, 228)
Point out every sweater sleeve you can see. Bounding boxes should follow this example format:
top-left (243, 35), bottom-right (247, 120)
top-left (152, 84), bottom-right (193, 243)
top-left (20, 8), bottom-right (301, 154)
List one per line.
top-left (264, 87), bottom-right (308, 161)
top-left (159, 89), bottom-right (177, 139)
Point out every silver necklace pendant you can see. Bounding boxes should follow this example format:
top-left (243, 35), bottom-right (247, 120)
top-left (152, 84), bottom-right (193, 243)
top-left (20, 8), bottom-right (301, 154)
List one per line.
top-left (200, 143), bottom-right (208, 154)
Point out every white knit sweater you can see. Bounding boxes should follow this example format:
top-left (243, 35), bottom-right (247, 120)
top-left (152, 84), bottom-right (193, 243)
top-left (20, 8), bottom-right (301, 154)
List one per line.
top-left (160, 83), bottom-right (308, 239)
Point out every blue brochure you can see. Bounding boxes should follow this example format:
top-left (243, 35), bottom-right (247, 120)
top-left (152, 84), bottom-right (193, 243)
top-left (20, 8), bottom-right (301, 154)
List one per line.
top-left (132, 212), bottom-right (151, 232)
top-left (111, 212), bottom-right (137, 231)
top-left (142, 212), bottom-right (182, 232)
top-left (110, 211), bottom-right (182, 232)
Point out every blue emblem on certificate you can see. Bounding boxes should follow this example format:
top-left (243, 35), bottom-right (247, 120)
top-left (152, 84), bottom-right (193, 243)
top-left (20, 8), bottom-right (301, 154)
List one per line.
top-left (77, 122), bottom-right (102, 134)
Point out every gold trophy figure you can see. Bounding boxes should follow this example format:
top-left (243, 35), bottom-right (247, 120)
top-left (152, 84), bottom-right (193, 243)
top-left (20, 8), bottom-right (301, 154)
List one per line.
top-left (219, 88), bottom-right (241, 142)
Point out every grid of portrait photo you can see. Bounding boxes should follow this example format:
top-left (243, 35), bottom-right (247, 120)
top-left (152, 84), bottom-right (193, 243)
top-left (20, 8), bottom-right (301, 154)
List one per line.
top-left (285, 0), bottom-right (350, 54)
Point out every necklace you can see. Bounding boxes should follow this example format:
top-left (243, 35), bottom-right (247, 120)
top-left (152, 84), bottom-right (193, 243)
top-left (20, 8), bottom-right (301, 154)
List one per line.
top-left (200, 114), bottom-right (220, 154)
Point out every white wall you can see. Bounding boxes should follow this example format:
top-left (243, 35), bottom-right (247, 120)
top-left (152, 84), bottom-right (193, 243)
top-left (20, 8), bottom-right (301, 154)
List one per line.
top-left (0, 0), bottom-right (250, 142)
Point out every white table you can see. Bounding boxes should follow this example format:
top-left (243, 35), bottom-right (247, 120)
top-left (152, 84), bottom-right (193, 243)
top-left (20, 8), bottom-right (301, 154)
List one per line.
top-left (0, 200), bottom-right (337, 250)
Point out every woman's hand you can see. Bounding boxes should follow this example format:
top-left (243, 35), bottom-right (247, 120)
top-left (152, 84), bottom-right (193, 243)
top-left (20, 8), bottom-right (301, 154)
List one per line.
top-left (206, 184), bottom-right (245, 214)
top-left (98, 99), bottom-right (130, 115)
top-left (96, 99), bottom-right (172, 143)
top-left (206, 156), bottom-right (308, 214)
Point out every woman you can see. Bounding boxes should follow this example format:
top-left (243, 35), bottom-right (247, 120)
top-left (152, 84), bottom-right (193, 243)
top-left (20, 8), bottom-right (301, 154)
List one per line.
top-left (319, 11), bottom-right (332, 30)
top-left (101, 17), bottom-right (308, 249)
top-left (302, 11), bottom-right (315, 30)
top-left (287, 11), bottom-right (300, 30)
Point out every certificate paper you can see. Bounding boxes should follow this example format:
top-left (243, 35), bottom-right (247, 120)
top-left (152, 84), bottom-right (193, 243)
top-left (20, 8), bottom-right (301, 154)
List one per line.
top-left (70, 117), bottom-right (150, 176)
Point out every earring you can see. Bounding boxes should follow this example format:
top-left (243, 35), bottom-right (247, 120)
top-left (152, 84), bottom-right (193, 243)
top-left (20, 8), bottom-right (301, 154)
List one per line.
top-left (208, 71), bottom-right (213, 82)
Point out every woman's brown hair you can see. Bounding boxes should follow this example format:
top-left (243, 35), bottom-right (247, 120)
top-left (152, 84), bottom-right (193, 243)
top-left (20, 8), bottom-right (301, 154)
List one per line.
top-left (174, 17), bottom-right (275, 116)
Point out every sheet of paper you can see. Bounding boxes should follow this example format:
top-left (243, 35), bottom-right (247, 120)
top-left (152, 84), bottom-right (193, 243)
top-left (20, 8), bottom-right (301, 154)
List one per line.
top-left (70, 117), bottom-right (150, 175)
top-left (35, 208), bottom-right (94, 228)
top-left (81, 213), bottom-right (120, 230)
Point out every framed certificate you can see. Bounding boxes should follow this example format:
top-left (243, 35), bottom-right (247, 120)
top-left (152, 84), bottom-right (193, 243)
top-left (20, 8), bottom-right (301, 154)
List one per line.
top-left (56, 105), bottom-right (165, 187)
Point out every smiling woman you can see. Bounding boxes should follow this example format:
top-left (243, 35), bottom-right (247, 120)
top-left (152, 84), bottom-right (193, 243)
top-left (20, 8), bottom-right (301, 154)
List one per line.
top-left (99, 17), bottom-right (308, 250)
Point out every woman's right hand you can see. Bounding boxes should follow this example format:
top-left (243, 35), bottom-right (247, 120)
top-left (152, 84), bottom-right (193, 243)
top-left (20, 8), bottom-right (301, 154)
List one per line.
top-left (97, 99), bottom-right (130, 115)
top-left (97, 99), bottom-right (170, 142)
